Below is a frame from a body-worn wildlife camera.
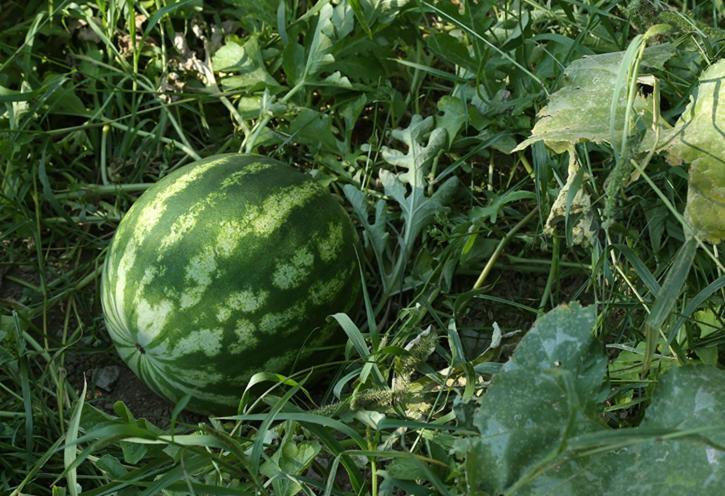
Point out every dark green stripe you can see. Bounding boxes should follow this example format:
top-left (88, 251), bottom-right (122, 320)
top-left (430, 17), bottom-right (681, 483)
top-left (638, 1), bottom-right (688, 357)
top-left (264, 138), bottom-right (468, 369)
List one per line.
top-left (103, 154), bottom-right (361, 414)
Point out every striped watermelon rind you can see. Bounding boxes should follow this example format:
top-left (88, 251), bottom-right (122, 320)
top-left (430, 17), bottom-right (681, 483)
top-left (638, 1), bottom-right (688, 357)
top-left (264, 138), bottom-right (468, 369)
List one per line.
top-left (101, 154), bottom-right (360, 414)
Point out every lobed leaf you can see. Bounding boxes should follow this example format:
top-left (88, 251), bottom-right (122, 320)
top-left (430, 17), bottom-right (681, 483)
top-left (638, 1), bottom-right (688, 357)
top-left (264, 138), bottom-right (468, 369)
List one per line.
top-left (345, 115), bottom-right (456, 296)
top-left (381, 115), bottom-right (447, 189)
top-left (458, 303), bottom-right (725, 495)
top-left (663, 59), bottom-right (725, 243)
top-left (513, 44), bottom-right (675, 154)
top-left (212, 36), bottom-right (279, 91)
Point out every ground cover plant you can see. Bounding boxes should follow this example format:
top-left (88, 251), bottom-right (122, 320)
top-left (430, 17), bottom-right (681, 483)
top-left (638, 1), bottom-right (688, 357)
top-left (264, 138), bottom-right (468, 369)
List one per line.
top-left (1, 0), bottom-right (723, 494)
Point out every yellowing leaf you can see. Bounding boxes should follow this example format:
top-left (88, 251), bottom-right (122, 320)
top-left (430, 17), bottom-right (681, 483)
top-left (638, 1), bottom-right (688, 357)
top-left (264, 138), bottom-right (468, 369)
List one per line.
top-left (513, 44), bottom-right (675, 154)
top-left (664, 59), bottom-right (725, 243)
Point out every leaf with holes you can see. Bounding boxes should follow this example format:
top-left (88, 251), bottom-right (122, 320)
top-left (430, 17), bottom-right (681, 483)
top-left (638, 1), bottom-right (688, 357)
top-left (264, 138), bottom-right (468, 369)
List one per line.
top-left (513, 44), bottom-right (675, 154)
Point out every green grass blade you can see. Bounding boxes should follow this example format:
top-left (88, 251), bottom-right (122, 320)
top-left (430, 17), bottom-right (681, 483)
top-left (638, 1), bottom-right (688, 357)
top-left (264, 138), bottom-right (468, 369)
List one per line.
top-left (63, 379), bottom-right (86, 496)
top-left (643, 238), bottom-right (698, 371)
top-left (667, 275), bottom-right (725, 344)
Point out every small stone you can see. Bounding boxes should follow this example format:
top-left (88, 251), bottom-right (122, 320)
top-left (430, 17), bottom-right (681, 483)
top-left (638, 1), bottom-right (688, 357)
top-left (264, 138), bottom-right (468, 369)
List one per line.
top-left (94, 365), bottom-right (120, 392)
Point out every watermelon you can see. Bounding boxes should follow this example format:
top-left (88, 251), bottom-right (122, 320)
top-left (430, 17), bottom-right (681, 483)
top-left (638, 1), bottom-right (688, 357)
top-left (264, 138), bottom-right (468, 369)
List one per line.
top-left (101, 154), bottom-right (360, 414)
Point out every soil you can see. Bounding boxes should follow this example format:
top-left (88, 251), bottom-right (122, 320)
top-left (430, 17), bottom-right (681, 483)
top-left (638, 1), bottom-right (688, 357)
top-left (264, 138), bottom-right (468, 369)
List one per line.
top-left (458, 265), bottom-right (591, 359)
top-left (1, 263), bottom-right (203, 426)
top-left (64, 350), bottom-right (205, 426)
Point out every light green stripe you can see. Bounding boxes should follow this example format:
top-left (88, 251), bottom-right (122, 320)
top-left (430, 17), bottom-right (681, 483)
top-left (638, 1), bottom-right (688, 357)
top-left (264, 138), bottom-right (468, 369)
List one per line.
top-left (157, 162), bottom-right (274, 252)
top-left (316, 221), bottom-right (344, 262)
top-left (144, 359), bottom-right (241, 406)
top-left (130, 156), bottom-right (230, 244)
top-left (214, 181), bottom-right (322, 257)
top-left (172, 181), bottom-right (324, 316)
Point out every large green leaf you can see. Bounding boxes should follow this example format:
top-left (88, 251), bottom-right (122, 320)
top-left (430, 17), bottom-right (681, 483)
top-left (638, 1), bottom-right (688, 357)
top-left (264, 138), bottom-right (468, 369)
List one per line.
top-left (456, 303), bottom-right (607, 494)
top-left (380, 114), bottom-right (447, 189)
top-left (212, 36), bottom-right (279, 91)
top-left (513, 44), bottom-right (675, 154)
top-left (518, 367), bottom-right (725, 496)
top-left (261, 437), bottom-right (321, 496)
top-left (663, 59), bottom-right (725, 243)
top-left (457, 303), bottom-right (725, 495)
top-left (287, 108), bottom-right (343, 154)
top-left (344, 115), bottom-right (457, 297)
top-left (296, 2), bottom-right (354, 84)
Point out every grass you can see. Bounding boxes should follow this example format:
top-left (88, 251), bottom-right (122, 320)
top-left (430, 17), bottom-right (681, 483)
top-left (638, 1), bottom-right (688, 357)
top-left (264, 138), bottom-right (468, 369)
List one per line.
top-left (1, 0), bottom-right (723, 494)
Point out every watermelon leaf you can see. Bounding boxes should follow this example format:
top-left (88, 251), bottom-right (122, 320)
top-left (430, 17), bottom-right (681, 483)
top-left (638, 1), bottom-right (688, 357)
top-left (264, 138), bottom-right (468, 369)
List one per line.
top-left (287, 108), bottom-right (344, 155)
top-left (213, 36), bottom-right (280, 91)
top-left (301, 3), bottom-right (335, 82)
top-left (455, 303), bottom-right (606, 494)
top-left (436, 96), bottom-right (467, 145)
top-left (512, 44), bottom-right (675, 154)
top-left (380, 120), bottom-right (458, 295)
top-left (380, 170), bottom-right (458, 287)
top-left (343, 185), bottom-right (389, 284)
top-left (343, 115), bottom-right (458, 301)
top-left (662, 59), bottom-right (725, 243)
top-left (470, 189), bottom-right (537, 225)
top-left (348, 0), bottom-right (410, 32)
top-left (345, 115), bottom-right (458, 298)
top-left (244, 3), bottom-right (355, 152)
top-left (456, 303), bottom-right (725, 495)
top-left (380, 115), bottom-right (446, 189)
top-left (299, 2), bottom-right (353, 84)
top-left (261, 436), bottom-right (321, 496)
top-left (516, 366), bottom-right (725, 495)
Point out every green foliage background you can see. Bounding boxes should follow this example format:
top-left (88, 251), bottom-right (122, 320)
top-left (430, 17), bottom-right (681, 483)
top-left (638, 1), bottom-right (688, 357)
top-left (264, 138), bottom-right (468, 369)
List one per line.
top-left (0, 0), bottom-right (723, 494)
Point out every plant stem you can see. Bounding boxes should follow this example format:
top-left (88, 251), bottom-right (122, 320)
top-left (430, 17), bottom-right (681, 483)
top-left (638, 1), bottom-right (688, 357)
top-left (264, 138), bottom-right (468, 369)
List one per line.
top-left (538, 235), bottom-right (560, 313)
top-left (243, 81), bottom-right (305, 153)
top-left (54, 183), bottom-right (151, 199)
top-left (472, 207), bottom-right (539, 291)
top-left (104, 119), bottom-right (201, 160)
top-left (100, 124), bottom-right (110, 185)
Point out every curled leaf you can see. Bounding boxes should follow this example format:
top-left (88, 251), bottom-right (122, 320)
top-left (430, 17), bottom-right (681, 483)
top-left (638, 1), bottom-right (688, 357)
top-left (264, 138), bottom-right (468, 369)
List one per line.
top-left (663, 59), bottom-right (725, 243)
top-left (544, 152), bottom-right (596, 246)
top-left (513, 44), bottom-right (675, 154)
